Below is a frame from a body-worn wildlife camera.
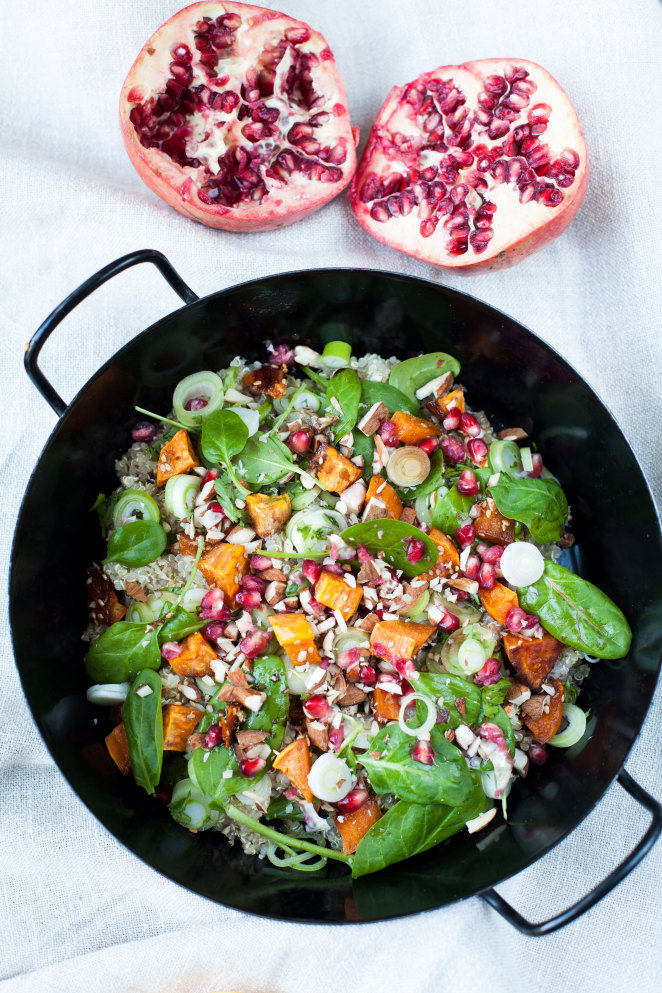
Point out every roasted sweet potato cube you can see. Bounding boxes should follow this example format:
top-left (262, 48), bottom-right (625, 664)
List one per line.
top-left (437, 388), bottom-right (466, 414)
top-left (365, 475), bottom-right (402, 520)
top-left (421, 527), bottom-right (460, 579)
top-left (169, 631), bottom-right (217, 678)
top-left (246, 492), bottom-right (291, 537)
top-left (198, 542), bottom-right (248, 607)
top-left (177, 533), bottom-right (201, 557)
top-left (479, 582), bottom-right (520, 625)
top-left (243, 363), bottom-right (287, 398)
top-left (105, 723), bottom-right (131, 775)
top-left (86, 565), bottom-right (127, 625)
top-left (391, 410), bottom-right (441, 445)
top-left (162, 703), bottom-right (202, 751)
top-left (521, 678), bottom-right (564, 743)
top-left (334, 795), bottom-right (382, 854)
top-left (370, 619), bottom-right (436, 662)
top-left (315, 444), bottom-right (362, 494)
top-left (272, 736), bottom-right (313, 801)
top-left (156, 430), bottom-right (200, 486)
top-left (314, 570), bottom-right (363, 621)
top-left (372, 686), bottom-right (402, 722)
top-left (502, 631), bottom-right (564, 691)
top-left (268, 612), bottom-right (321, 665)
top-left (473, 498), bottom-right (515, 544)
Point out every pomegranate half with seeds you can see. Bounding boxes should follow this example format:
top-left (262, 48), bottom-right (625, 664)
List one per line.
top-left (351, 58), bottom-right (588, 269)
top-left (120, 2), bottom-right (357, 231)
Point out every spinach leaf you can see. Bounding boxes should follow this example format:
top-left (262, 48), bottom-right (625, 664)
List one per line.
top-left (157, 606), bottom-right (207, 645)
top-left (341, 520), bottom-right (438, 577)
top-left (489, 475), bottom-right (568, 543)
top-left (479, 678), bottom-right (511, 720)
top-left (360, 724), bottom-right (475, 806)
top-left (265, 794), bottom-right (305, 822)
top-left (326, 368), bottom-right (362, 442)
top-left (389, 352), bottom-right (461, 397)
top-left (351, 431), bottom-right (375, 473)
top-left (236, 433), bottom-right (296, 485)
top-left (415, 672), bottom-right (482, 727)
top-left (103, 520), bottom-right (167, 567)
top-left (90, 491), bottom-right (119, 534)
top-left (85, 623), bottom-right (161, 683)
top-left (188, 745), bottom-right (256, 803)
top-left (122, 669), bottom-right (163, 793)
top-left (518, 560), bottom-right (632, 659)
top-left (430, 483), bottom-right (474, 534)
top-left (201, 409), bottom-right (249, 479)
top-left (488, 706), bottom-right (516, 756)
top-left (360, 381), bottom-right (419, 417)
top-left (398, 450), bottom-right (445, 500)
top-left (214, 476), bottom-right (241, 523)
top-left (351, 785), bottom-right (491, 877)
top-left (243, 655), bottom-right (289, 749)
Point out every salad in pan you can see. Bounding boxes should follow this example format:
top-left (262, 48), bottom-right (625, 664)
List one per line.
top-left (84, 343), bottom-right (631, 876)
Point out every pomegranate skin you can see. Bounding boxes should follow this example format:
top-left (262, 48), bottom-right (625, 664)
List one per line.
top-left (119, 2), bottom-right (358, 232)
top-left (351, 58), bottom-right (588, 271)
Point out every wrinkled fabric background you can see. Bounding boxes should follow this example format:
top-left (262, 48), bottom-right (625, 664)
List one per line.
top-left (1, 0), bottom-right (661, 989)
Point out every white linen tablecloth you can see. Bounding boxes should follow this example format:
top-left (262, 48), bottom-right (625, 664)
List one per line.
top-left (2, 0), bottom-right (661, 989)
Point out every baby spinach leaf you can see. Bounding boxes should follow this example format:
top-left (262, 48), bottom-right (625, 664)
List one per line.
top-left (103, 520), bottom-right (167, 567)
top-left (415, 672), bottom-right (482, 727)
top-left (488, 707), bottom-right (516, 756)
top-left (397, 450), bottom-right (445, 500)
top-left (518, 560), bottom-right (632, 659)
top-left (479, 678), bottom-right (511, 720)
top-left (201, 409), bottom-right (249, 472)
top-left (265, 794), bottom-right (305, 822)
top-left (236, 433), bottom-right (296, 485)
top-left (389, 352), bottom-right (461, 397)
top-left (360, 724), bottom-right (474, 806)
top-left (341, 520), bottom-right (438, 577)
top-left (351, 784), bottom-right (491, 877)
top-left (326, 368), bottom-right (362, 442)
top-left (157, 606), bottom-right (206, 645)
top-left (85, 623), bottom-right (161, 683)
top-left (430, 483), bottom-right (474, 534)
top-left (351, 431), bottom-right (375, 473)
top-left (122, 669), bottom-right (163, 794)
top-left (243, 655), bottom-right (289, 749)
top-left (188, 745), bottom-right (256, 803)
top-left (359, 381), bottom-right (419, 417)
top-left (489, 475), bottom-right (568, 543)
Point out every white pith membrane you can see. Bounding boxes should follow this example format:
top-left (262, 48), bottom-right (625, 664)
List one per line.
top-left (120, 2), bottom-right (356, 221)
top-left (351, 59), bottom-right (587, 266)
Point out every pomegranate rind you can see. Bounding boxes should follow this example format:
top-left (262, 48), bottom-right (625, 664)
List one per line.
top-left (351, 58), bottom-right (588, 269)
top-left (120, 1), bottom-right (357, 231)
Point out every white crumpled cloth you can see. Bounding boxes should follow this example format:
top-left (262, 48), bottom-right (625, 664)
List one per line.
top-left (1, 0), bottom-right (661, 989)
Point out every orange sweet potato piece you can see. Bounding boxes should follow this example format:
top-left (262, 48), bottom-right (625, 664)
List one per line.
top-left (86, 565), bottom-right (127, 625)
top-left (314, 570), bottom-right (363, 621)
top-left (437, 388), bottom-right (466, 414)
top-left (105, 723), bottom-right (131, 775)
top-left (243, 364), bottom-right (287, 398)
top-left (502, 631), bottom-right (564, 691)
top-left (372, 686), bottom-right (402, 722)
top-left (169, 631), bottom-right (217, 678)
top-left (479, 582), bottom-right (520, 625)
top-left (245, 492), bottom-right (292, 537)
top-left (473, 498), bottom-right (515, 544)
top-left (162, 703), bottom-right (202, 751)
top-left (365, 475), bottom-right (403, 520)
top-left (272, 736), bottom-right (313, 801)
top-left (427, 527), bottom-right (461, 575)
top-left (219, 702), bottom-right (243, 748)
top-left (391, 410), bottom-right (441, 445)
top-left (370, 619), bottom-right (436, 662)
top-left (521, 678), bottom-right (564, 744)
top-left (177, 533), bottom-right (201, 557)
top-left (334, 795), bottom-right (382, 854)
top-left (314, 443), bottom-right (362, 494)
top-left (268, 612), bottom-right (321, 665)
top-left (198, 542), bottom-right (248, 607)
top-left (156, 430), bottom-right (200, 486)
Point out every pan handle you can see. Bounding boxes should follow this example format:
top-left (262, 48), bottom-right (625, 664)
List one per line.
top-left (25, 249), bottom-right (199, 417)
top-left (482, 769), bottom-right (662, 936)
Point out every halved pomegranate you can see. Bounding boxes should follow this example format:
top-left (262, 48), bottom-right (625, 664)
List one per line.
top-left (351, 59), bottom-right (588, 269)
top-left (120, 2), bottom-right (358, 231)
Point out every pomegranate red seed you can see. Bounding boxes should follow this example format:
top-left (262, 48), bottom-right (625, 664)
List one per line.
top-left (132, 420), bottom-right (156, 443)
top-left (239, 629), bottom-right (268, 660)
top-left (463, 553), bottom-right (481, 580)
top-left (437, 607), bottom-right (460, 632)
top-left (241, 574), bottom-right (266, 594)
top-left (456, 523), bottom-right (476, 547)
top-left (235, 589), bottom-right (262, 610)
top-left (457, 469), bottom-right (480, 496)
top-left (203, 621), bottom-right (226, 641)
top-left (482, 544), bottom-right (504, 566)
top-left (378, 420), bottom-right (399, 447)
top-left (302, 559), bottom-right (323, 584)
top-left (324, 562), bottom-right (344, 576)
top-left (202, 468), bottom-right (219, 487)
top-left (505, 606), bottom-right (529, 633)
top-left (250, 554), bottom-right (272, 571)
top-left (268, 343), bottom-right (295, 367)
top-left (478, 561), bottom-right (496, 589)
top-left (527, 453), bottom-right (544, 478)
top-left (528, 743), bottom-right (548, 765)
top-left (358, 664), bottom-right (377, 685)
top-left (412, 740), bottom-right (435, 765)
top-left (205, 723), bottom-right (223, 748)
top-left (473, 657), bottom-right (502, 686)
top-left (208, 500), bottom-right (224, 517)
top-left (449, 587), bottom-right (470, 601)
top-left (459, 412), bottom-right (482, 437)
top-left (288, 429), bottom-right (313, 454)
top-left (201, 588), bottom-right (231, 621)
top-left (184, 396), bottom-right (208, 411)
top-left (467, 438), bottom-right (489, 466)
top-left (417, 437), bottom-right (438, 454)
top-left (440, 436), bottom-right (466, 463)
top-left (303, 694), bottom-right (333, 721)
top-left (335, 788), bottom-right (369, 813)
top-left (406, 539), bottom-right (425, 564)
top-left (337, 647), bottom-right (360, 670)
top-left (442, 408), bottom-right (461, 431)
top-left (328, 726), bottom-right (344, 752)
top-left (161, 641), bottom-right (182, 660)
top-left (394, 657), bottom-right (418, 680)
top-left (239, 756), bottom-right (267, 777)
top-left (357, 544), bottom-right (374, 564)
top-left (476, 542), bottom-right (490, 558)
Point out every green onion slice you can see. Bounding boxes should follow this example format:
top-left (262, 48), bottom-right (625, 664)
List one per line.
top-left (112, 489), bottom-right (161, 528)
top-left (321, 340), bottom-right (352, 368)
top-left (164, 474), bottom-right (201, 519)
top-left (173, 371), bottom-right (224, 427)
top-left (489, 439), bottom-right (522, 474)
top-left (548, 704), bottom-right (587, 748)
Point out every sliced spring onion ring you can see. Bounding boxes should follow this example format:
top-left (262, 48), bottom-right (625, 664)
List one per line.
top-left (331, 627), bottom-right (370, 654)
top-left (489, 439), bottom-right (523, 474)
top-left (520, 446), bottom-right (534, 473)
top-left (499, 541), bottom-right (544, 587)
top-left (285, 508), bottom-right (346, 554)
top-left (180, 587), bottom-right (206, 612)
top-left (548, 703), bottom-right (587, 747)
top-left (164, 474), bottom-right (201, 518)
top-left (321, 340), bottom-right (352, 368)
top-left (457, 637), bottom-right (491, 674)
top-left (112, 489), bottom-right (160, 528)
top-left (398, 693), bottom-right (436, 737)
top-left (386, 446), bottom-right (431, 487)
top-left (443, 624), bottom-right (496, 677)
top-left (231, 407), bottom-right (260, 436)
top-left (401, 588), bottom-right (430, 618)
top-left (86, 682), bottom-right (130, 706)
top-left (173, 371), bottom-right (224, 427)
top-left (308, 753), bottom-right (354, 802)
top-left (125, 600), bottom-right (156, 623)
top-left (290, 487), bottom-right (320, 511)
top-left (266, 844), bottom-right (327, 872)
top-left (293, 390), bottom-right (321, 412)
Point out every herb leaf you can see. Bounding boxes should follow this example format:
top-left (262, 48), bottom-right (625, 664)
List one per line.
top-left (214, 476), bottom-right (241, 523)
top-left (518, 560), bottom-right (632, 659)
top-left (188, 745), bottom-right (257, 803)
top-left (243, 655), bottom-right (289, 749)
top-left (479, 678), bottom-right (511, 720)
top-left (326, 368), bottom-right (362, 442)
top-left (201, 409), bottom-right (249, 481)
top-left (388, 352), bottom-right (461, 397)
top-left (237, 433), bottom-right (295, 485)
top-left (360, 381), bottom-right (419, 417)
top-left (103, 520), bottom-right (167, 567)
top-left (157, 606), bottom-right (207, 645)
top-left (341, 520), bottom-right (438, 577)
top-left (489, 475), bottom-right (568, 543)
top-left (122, 669), bottom-right (164, 794)
top-left (85, 623), bottom-right (161, 683)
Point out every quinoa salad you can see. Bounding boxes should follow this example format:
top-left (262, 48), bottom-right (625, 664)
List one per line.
top-left (84, 342), bottom-right (632, 876)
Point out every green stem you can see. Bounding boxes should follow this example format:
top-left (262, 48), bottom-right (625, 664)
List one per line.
top-left (222, 803), bottom-right (351, 866)
top-left (134, 405), bottom-right (194, 434)
top-left (271, 385), bottom-right (306, 432)
top-left (266, 549), bottom-right (329, 560)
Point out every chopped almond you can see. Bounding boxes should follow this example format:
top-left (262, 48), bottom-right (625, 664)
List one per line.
top-left (357, 401), bottom-right (389, 436)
